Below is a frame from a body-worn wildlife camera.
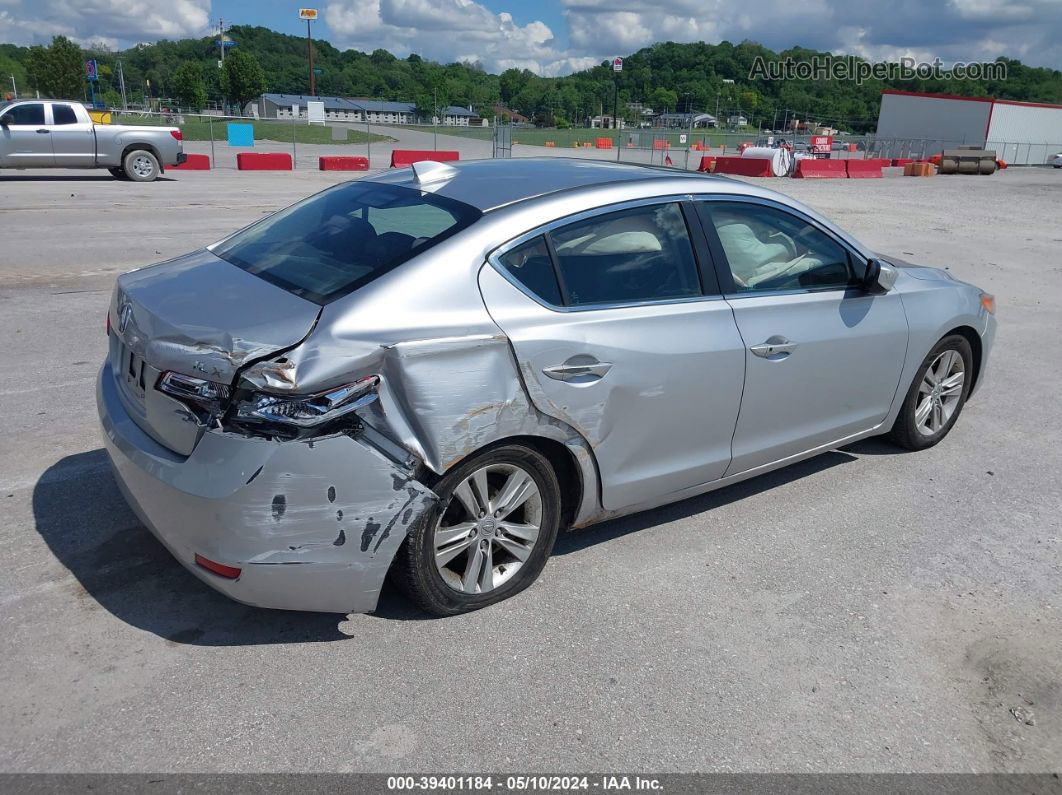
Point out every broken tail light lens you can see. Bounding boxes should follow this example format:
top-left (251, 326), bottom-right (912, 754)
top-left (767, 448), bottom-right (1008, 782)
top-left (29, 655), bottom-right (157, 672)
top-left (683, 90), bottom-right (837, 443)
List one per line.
top-left (158, 371), bottom-right (231, 412)
top-left (235, 375), bottom-right (379, 428)
top-left (980, 293), bottom-right (996, 315)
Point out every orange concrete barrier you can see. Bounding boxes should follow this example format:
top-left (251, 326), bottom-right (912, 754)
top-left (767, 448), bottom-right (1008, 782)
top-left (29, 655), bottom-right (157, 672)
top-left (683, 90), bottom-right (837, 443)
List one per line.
top-left (595, 137), bottom-right (613, 149)
top-left (170, 154), bottom-right (211, 170)
top-left (696, 156), bottom-right (716, 172)
top-left (903, 163), bottom-right (935, 176)
top-left (653, 139), bottom-right (671, 150)
top-left (236, 152), bottom-right (292, 170)
top-left (794, 158), bottom-right (847, 178)
top-left (845, 159), bottom-right (883, 178)
top-left (390, 149), bottom-right (459, 168)
top-left (713, 156), bottom-right (773, 177)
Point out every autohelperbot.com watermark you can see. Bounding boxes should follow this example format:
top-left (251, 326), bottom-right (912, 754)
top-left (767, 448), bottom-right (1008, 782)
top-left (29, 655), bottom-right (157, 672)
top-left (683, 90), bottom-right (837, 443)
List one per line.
top-left (749, 55), bottom-right (1007, 84)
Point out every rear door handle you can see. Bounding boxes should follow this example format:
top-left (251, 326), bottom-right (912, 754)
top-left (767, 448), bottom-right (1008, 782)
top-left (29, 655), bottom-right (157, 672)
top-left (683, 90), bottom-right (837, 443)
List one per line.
top-left (542, 361), bottom-right (612, 381)
top-left (36, 129), bottom-right (50, 134)
top-left (750, 337), bottom-right (797, 358)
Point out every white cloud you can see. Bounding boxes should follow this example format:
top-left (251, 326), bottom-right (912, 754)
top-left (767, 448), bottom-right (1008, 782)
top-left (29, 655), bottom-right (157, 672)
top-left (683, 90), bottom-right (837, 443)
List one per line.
top-left (325, 0), bottom-right (580, 74)
top-left (0, 0), bottom-right (210, 46)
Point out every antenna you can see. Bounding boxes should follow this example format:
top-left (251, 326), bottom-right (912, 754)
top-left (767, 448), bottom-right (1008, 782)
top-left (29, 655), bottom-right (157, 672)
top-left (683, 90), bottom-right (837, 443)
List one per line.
top-left (410, 160), bottom-right (458, 185)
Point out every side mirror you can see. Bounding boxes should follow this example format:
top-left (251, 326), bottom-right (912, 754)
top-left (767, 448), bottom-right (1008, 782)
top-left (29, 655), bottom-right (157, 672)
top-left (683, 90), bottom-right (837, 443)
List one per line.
top-left (862, 258), bottom-right (897, 293)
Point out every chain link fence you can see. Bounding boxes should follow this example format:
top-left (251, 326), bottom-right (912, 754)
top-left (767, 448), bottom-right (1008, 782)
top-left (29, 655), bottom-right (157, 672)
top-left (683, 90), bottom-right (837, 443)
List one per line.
top-left (104, 110), bottom-right (1062, 171)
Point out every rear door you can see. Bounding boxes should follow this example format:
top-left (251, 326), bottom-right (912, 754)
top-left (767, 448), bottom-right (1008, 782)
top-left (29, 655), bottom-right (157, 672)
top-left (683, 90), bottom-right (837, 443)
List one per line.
top-left (49, 103), bottom-right (96, 167)
top-left (697, 198), bottom-right (909, 475)
top-left (478, 199), bottom-right (746, 511)
top-left (0, 103), bottom-right (54, 167)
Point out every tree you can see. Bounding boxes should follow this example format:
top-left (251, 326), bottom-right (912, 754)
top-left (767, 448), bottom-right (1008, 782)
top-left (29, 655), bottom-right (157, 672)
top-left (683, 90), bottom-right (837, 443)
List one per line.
top-left (220, 49), bottom-right (266, 112)
top-left (173, 61), bottom-right (207, 111)
top-left (27, 36), bottom-right (84, 99)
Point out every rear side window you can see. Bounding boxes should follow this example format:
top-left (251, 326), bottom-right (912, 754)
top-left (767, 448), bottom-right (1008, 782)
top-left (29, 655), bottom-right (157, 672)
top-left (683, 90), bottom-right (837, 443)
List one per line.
top-left (52, 104), bottom-right (78, 125)
top-left (2, 103), bottom-right (44, 126)
top-left (497, 236), bottom-right (562, 305)
top-left (213, 182), bottom-right (480, 303)
top-left (549, 203), bottom-right (701, 306)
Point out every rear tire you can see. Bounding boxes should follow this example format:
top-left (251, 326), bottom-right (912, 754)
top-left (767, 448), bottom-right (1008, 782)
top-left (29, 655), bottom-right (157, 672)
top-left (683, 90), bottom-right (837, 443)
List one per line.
top-left (394, 444), bottom-right (561, 616)
top-left (122, 149), bottom-right (160, 182)
top-left (887, 334), bottom-right (973, 451)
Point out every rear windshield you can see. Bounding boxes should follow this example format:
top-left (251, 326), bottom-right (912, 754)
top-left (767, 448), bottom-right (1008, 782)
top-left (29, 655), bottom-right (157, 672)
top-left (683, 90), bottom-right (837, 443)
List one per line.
top-left (213, 181), bottom-right (480, 303)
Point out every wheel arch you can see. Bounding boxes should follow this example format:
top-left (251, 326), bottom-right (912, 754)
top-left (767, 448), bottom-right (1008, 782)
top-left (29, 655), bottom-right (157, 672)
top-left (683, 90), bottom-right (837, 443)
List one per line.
top-left (943, 324), bottom-right (983, 396)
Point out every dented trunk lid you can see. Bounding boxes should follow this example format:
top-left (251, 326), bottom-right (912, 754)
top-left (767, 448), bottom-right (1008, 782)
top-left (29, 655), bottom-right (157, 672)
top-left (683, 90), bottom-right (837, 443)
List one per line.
top-left (108, 248), bottom-right (320, 455)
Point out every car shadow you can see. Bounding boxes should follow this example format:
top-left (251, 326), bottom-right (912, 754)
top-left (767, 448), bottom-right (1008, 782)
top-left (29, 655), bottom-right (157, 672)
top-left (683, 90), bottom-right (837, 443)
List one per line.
top-left (32, 450), bottom-right (350, 646)
top-left (0, 175), bottom-right (176, 182)
top-left (33, 445), bottom-right (884, 635)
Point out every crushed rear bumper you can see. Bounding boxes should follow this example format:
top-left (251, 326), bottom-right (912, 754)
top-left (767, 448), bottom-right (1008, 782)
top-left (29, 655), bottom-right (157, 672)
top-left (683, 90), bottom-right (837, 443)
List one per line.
top-left (97, 361), bottom-right (438, 614)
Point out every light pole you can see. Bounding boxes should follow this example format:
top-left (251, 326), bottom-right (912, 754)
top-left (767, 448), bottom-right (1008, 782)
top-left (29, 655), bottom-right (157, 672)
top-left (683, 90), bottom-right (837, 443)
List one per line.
top-left (9, 74), bottom-right (15, 98)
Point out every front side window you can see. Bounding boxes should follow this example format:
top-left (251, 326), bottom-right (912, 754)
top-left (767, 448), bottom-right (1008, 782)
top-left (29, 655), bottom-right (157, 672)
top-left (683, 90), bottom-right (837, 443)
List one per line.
top-left (1, 103), bottom-right (45, 126)
top-left (213, 182), bottom-right (480, 303)
top-left (703, 202), bottom-right (855, 292)
top-left (548, 203), bottom-right (701, 306)
top-left (52, 104), bottom-right (78, 125)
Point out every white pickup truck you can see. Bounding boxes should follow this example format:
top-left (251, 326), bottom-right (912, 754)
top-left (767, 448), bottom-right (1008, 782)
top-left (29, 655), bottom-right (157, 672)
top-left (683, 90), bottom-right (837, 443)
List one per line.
top-left (0, 99), bottom-right (186, 181)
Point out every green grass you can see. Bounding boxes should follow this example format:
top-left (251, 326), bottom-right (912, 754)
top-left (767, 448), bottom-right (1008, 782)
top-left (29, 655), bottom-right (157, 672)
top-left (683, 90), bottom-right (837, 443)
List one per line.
top-left (111, 113), bottom-right (392, 145)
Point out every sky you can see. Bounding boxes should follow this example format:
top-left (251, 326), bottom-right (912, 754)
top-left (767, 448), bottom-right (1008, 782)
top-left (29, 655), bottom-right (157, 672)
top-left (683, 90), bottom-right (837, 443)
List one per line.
top-left (2, 0), bottom-right (1062, 75)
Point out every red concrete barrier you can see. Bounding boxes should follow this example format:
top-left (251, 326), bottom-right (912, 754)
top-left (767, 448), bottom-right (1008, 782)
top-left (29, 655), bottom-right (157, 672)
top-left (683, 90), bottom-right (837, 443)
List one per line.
top-left (595, 137), bottom-right (612, 149)
top-left (652, 139), bottom-right (670, 150)
top-left (713, 156), bottom-right (774, 177)
top-left (892, 158), bottom-right (914, 167)
top-left (794, 158), bottom-right (847, 178)
top-left (696, 156), bottom-right (716, 173)
top-left (169, 154), bottom-right (211, 170)
top-left (390, 149), bottom-right (460, 168)
top-left (845, 159), bottom-right (883, 178)
top-left (319, 156), bottom-right (369, 171)
top-left (236, 152), bottom-right (292, 170)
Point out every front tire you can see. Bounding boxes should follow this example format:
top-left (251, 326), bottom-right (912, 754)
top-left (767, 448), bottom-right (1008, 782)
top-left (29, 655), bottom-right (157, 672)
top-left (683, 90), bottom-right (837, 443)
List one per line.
top-left (887, 334), bottom-right (973, 450)
top-left (122, 149), bottom-right (160, 182)
top-left (394, 444), bottom-right (561, 616)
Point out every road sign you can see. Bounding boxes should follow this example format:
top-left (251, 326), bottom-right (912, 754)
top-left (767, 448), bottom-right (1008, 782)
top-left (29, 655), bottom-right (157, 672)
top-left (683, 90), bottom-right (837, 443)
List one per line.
top-left (85, 59), bottom-right (98, 82)
top-left (612, 57), bottom-right (623, 72)
top-left (299, 8), bottom-right (318, 19)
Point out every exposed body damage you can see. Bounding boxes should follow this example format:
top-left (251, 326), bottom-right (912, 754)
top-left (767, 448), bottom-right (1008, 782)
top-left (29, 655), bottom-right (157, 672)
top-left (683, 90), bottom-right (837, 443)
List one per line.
top-left (99, 360), bottom-right (438, 614)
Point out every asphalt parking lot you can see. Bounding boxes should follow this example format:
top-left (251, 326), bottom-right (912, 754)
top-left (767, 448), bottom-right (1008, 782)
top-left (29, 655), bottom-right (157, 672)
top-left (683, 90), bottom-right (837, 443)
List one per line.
top-left (1, 161), bottom-right (1059, 774)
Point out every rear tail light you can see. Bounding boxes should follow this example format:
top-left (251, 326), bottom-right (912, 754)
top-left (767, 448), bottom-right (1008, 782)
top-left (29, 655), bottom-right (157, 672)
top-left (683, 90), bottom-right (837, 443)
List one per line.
top-left (157, 371), bottom-right (231, 412)
top-left (195, 554), bottom-right (241, 579)
top-left (170, 129), bottom-right (183, 141)
top-left (235, 375), bottom-right (380, 428)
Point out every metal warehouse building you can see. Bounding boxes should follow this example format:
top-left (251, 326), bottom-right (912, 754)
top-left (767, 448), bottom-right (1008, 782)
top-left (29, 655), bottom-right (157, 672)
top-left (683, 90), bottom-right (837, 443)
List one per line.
top-left (875, 89), bottom-right (1062, 165)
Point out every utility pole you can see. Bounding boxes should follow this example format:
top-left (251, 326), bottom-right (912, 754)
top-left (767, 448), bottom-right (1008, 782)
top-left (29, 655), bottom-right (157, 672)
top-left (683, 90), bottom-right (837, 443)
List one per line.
top-left (9, 74), bottom-right (15, 98)
top-left (219, 18), bottom-right (225, 67)
top-left (117, 60), bottom-right (127, 109)
top-left (307, 18), bottom-right (316, 96)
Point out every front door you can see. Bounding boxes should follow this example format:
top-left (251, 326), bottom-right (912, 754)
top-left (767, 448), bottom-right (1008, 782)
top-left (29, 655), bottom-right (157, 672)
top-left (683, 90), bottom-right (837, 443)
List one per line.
top-left (478, 201), bottom-right (746, 511)
top-left (697, 199), bottom-right (909, 475)
top-left (0, 103), bottom-right (54, 167)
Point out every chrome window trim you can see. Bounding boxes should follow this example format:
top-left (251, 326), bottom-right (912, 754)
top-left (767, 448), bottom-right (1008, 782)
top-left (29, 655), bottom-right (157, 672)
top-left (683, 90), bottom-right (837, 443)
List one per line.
top-left (693, 194), bottom-right (869, 300)
top-left (485, 194), bottom-right (725, 313)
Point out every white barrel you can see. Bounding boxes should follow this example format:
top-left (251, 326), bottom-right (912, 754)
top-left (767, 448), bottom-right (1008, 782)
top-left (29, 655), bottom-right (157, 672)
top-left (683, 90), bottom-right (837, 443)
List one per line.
top-left (740, 146), bottom-right (793, 176)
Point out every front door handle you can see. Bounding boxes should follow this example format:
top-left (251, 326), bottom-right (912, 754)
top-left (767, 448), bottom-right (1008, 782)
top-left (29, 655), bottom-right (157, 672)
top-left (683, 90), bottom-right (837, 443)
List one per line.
top-left (35, 129), bottom-right (50, 134)
top-left (750, 336), bottom-right (797, 359)
top-left (542, 361), bottom-right (613, 381)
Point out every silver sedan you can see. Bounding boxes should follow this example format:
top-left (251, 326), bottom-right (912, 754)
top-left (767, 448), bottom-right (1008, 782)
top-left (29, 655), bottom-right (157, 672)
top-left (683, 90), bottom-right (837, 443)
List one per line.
top-left (97, 158), bottom-right (997, 616)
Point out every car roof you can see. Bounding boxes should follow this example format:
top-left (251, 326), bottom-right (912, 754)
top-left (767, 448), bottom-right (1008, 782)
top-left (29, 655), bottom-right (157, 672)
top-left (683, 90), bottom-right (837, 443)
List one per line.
top-left (366, 157), bottom-right (731, 212)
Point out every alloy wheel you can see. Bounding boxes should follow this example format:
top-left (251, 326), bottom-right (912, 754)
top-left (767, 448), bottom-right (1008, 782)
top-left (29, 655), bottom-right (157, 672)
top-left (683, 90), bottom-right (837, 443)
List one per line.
top-left (432, 463), bottom-right (543, 595)
top-left (915, 349), bottom-right (965, 436)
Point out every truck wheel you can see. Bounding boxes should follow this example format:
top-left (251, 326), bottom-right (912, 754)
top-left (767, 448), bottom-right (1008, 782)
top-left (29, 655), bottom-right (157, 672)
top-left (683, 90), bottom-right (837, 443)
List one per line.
top-left (108, 167), bottom-right (128, 180)
top-left (122, 149), bottom-right (160, 182)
